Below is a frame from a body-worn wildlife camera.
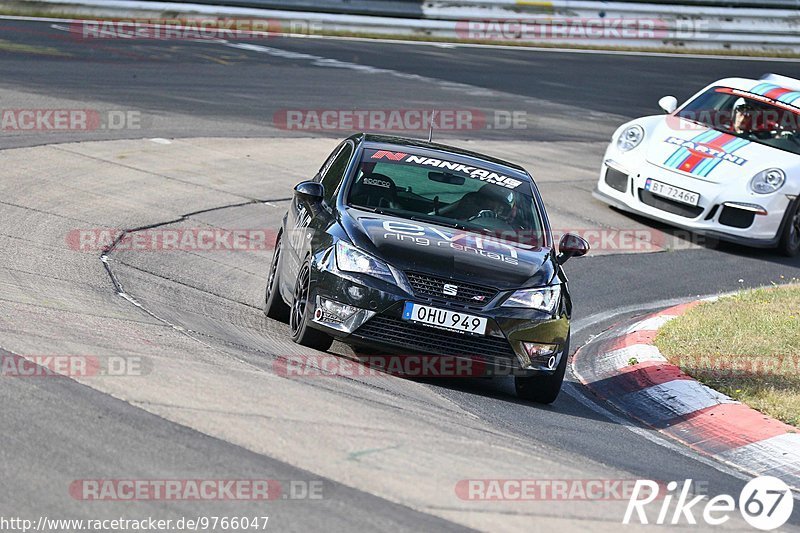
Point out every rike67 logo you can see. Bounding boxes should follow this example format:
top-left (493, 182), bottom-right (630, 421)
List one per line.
top-left (624, 477), bottom-right (794, 530)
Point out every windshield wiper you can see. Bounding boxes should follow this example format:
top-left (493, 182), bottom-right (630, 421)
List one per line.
top-left (351, 205), bottom-right (392, 215)
top-left (409, 215), bottom-right (469, 231)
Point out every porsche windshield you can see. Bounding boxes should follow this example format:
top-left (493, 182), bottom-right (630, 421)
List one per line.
top-left (676, 86), bottom-right (800, 156)
top-left (348, 149), bottom-right (544, 245)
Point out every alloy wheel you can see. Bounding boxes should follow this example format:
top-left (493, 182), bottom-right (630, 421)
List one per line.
top-left (290, 264), bottom-right (310, 335)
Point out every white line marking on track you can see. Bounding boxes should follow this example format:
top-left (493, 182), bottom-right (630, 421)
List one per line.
top-left (223, 42), bottom-right (497, 96)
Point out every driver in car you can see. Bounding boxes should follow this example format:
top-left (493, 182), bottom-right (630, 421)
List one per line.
top-left (728, 99), bottom-right (787, 140)
top-left (445, 184), bottom-right (515, 223)
top-left (731, 100), bottom-right (755, 135)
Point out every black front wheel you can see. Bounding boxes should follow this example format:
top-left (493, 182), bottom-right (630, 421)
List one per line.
top-left (289, 260), bottom-right (334, 351)
top-left (778, 197), bottom-right (800, 257)
top-left (514, 338), bottom-right (569, 404)
top-left (264, 232), bottom-right (290, 322)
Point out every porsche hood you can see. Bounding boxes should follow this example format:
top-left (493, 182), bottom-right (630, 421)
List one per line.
top-left (645, 119), bottom-right (799, 184)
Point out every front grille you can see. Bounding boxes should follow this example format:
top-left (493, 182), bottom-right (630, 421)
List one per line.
top-left (605, 167), bottom-right (629, 192)
top-left (353, 315), bottom-right (516, 364)
top-left (719, 206), bottom-right (755, 229)
top-left (639, 189), bottom-right (704, 219)
top-left (406, 271), bottom-right (497, 307)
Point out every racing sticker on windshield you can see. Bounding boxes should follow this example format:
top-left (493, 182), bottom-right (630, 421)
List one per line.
top-left (362, 177), bottom-right (392, 188)
top-left (369, 149), bottom-right (525, 189)
top-left (715, 86), bottom-right (800, 116)
top-left (663, 131), bottom-right (749, 177)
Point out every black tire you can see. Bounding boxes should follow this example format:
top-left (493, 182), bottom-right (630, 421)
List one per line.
top-left (289, 260), bottom-right (334, 351)
top-left (778, 197), bottom-right (800, 257)
top-left (264, 232), bottom-right (290, 322)
top-left (514, 337), bottom-right (569, 404)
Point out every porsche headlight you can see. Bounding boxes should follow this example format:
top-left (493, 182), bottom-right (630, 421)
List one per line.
top-left (501, 285), bottom-right (561, 314)
top-left (335, 241), bottom-right (397, 285)
top-left (750, 168), bottom-right (786, 194)
top-left (617, 125), bottom-right (645, 152)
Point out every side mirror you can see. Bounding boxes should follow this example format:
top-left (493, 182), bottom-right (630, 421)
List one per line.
top-left (294, 181), bottom-right (324, 208)
top-left (557, 233), bottom-right (589, 265)
top-left (658, 95), bottom-right (678, 114)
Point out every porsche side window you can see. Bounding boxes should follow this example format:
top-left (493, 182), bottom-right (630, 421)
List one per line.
top-left (320, 143), bottom-right (353, 204)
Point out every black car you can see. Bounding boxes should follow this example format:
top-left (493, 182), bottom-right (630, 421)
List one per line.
top-left (265, 133), bottom-right (589, 403)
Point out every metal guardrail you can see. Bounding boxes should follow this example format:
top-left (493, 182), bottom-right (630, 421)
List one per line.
top-left (135, 0), bottom-right (425, 17)
top-left (23, 0), bottom-right (800, 51)
top-left (135, 0), bottom-right (800, 10)
top-left (604, 0), bottom-right (800, 7)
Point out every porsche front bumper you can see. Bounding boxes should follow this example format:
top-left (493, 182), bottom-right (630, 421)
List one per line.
top-left (594, 158), bottom-right (795, 247)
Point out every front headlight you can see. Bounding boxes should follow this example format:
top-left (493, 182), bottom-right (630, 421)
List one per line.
top-left (617, 125), bottom-right (644, 152)
top-left (501, 285), bottom-right (561, 314)
top-left (335, 241), bottom-right (397, 285)
top-left (750, 168), bottom-right (786, 194)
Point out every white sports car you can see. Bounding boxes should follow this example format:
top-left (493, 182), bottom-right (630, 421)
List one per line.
top-left (594, 73), bottom-right (800, 256)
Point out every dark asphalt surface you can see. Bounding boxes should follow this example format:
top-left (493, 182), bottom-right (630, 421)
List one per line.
top-left (2, 17), bottom-right (800, 531)
top-left (0, 349), bottom-right (469, 533)
top-left (3, 19), bottom-right (800, 147)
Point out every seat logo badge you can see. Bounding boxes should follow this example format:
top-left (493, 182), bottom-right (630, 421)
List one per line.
top-left (443, 284), bottom-right (459, 296)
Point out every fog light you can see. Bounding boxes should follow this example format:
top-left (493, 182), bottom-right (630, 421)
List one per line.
top-left (521, 342), bottom-right (560, 370)
top-left (317, 297), bottom-right (358, 323)
top-left (312, 296), bottom-right (376, 334)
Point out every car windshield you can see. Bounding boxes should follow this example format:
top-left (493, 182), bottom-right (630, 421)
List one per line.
top-left (676, 86), bottom-right (800, 156)
top-left (348, 148), bottom-right (544, 245)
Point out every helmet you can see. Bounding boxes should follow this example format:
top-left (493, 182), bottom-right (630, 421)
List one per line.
top-left (733, 98), bottom-right (755, 115)
top-left (479, 184), bottom-right (514, 218)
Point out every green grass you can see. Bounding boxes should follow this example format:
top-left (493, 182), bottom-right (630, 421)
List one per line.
top-left (655, 283), bottom-right (800, 427)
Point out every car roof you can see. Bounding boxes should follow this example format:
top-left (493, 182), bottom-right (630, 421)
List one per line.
top-left (708, 75), bottom-right (800, 98)
top-left (354, 133), bottom-right (532, 181)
